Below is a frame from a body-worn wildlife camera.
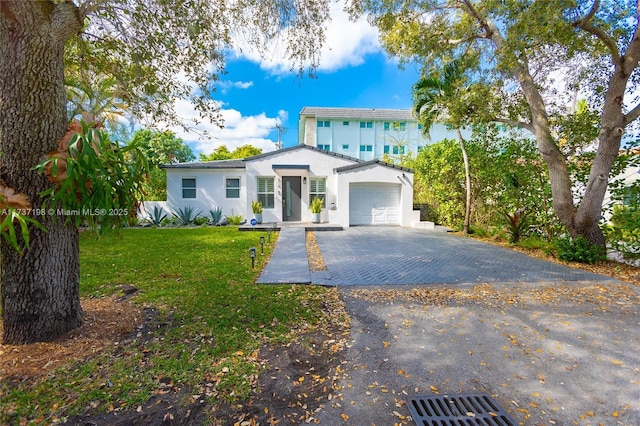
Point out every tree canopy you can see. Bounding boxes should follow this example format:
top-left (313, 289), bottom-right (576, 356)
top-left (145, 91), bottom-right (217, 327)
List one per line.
top-left (0, 0), bottom-right (329, 344)
top-left (200, 144), bottom-right (263, 161)
top-left (351, 0), bottom-right (640, 247)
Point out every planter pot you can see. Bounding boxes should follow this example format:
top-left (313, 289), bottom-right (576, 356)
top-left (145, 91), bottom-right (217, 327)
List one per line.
top-left (311, 212), bottom-right (321, 223)
top-left (254, 213), bottom-right (263, 224)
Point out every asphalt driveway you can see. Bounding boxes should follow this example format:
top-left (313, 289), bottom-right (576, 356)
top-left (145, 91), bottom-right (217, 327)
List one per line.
top-left (303, 228), bottom-right (639, 425)
top-left (311, 227), bottom-right (617, 286)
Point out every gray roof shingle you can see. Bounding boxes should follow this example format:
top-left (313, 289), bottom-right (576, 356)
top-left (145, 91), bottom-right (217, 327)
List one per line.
top-left (299, 107), bottom-right (415, 121)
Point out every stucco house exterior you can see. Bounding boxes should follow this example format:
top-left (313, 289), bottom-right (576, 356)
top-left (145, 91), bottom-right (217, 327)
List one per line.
top-left (161, 144), bottom-right (419, 228)
top-left (298, 106), bottom-right (461, 160)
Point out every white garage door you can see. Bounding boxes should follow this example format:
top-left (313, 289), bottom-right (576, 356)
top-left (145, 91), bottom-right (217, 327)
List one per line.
top-left (349, 183), bottom-right (401, 225)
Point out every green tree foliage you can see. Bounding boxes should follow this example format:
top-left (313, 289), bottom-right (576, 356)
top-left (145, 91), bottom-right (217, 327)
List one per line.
top-left (130, 129), bottom-right (195, 200)
top-left (415, 130), bottom-right (557, 239)
top-left (0, 0), bottom-right (328, 344)
top-left (413, 60), bottom-right (473, 234)
top-left (200, 144), bottom-right (263, 161)
top-left (350, 0), bottom-right (640, 248)
top-left (35, 121), bottom-right (148, 231)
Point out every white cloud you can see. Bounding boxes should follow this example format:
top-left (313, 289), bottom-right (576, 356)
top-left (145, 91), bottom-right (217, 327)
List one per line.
top-left (216, 79), bottom-right (254, 93)
top-left (230, 2), bottom-right (381, 74)
top-left (162, 99), bottom-right (285, 156)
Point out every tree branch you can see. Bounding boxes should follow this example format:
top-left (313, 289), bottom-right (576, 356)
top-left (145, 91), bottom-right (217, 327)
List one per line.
top-left (573, 0), bottom-right (620, 62)
top-left (77, 0), bottom-right (108, 20)
top-left (624, 102), bottom-right (640, 126)
top-left (493, 117), bottom-right (534, 133)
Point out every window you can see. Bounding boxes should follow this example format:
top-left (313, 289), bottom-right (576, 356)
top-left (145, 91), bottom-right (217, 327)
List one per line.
top-left (257, 177), bottom-right (275, 208)
top-left (342, 144), bottom-right (349, 150)
top-left (385, 122), bottom-right (406, 131)
top-left (359, 121), bottom-right (373, 129)
top-left (317, 144), bottom-right (330, 151)
top-left (309, 177), bottom-right (326, 207)
top-left (225, 177), bottom-right (240, 199)
top-left (359, 145), bottom-right (373, 152)
top-left (418, 146), bottom-right (425, 152)
top-left (418, 123), bottom-right (423, 130)
top-left (317, 120), bottom-right (330, 128)
top-left (392, 146), bottom-right (406, 155)
top-left (182, 178), bottom-right (196, 199)
top-left (343, 121), bottom-right (349, 126)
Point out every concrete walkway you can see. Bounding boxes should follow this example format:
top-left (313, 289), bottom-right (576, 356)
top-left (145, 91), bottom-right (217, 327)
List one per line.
top-left (257, 227), bottom-right (311, 284)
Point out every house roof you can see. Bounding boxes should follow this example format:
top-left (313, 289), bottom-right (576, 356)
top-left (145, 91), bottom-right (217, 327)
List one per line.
top-left (161, 144), bottom-right (414, 173)
top-left (162, 159), bottom-right (246, 169)
top-left (161, 144), bottom-right (362, 169)
top-left (299, 107), bottom-right (416, 121)
top-left (334, 159), bottom-right (413, 174)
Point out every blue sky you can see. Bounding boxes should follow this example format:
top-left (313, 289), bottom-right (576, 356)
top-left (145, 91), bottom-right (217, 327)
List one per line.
top-left (166, 7), bottom-right (422, 157)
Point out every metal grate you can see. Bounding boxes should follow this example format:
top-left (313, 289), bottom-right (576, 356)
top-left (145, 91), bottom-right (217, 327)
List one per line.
top-left (407, 393), bottom-right (517, 426)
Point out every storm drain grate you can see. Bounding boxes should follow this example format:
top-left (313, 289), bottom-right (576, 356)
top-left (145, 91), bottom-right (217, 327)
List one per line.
top-left (407, 393), bottom-right (517, 426)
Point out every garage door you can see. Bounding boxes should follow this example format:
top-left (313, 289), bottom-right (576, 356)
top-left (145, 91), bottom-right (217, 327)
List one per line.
top-left (349, 183), bottom-right (401, 225)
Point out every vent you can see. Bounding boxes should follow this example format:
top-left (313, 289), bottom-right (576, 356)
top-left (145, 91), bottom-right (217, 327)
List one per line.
top-left (407, 393), bottom-right (517, 426)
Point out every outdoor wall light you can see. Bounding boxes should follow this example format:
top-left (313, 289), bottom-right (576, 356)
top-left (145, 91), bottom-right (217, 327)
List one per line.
top-left (303, 177), bottom-right (307, 184)
top-left (249, 247), bottom-right (256, 268)
top-left (260, 236), bottom-right (265, 254)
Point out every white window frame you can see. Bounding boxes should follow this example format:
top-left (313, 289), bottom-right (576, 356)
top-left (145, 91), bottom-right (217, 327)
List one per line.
top-left (257, 176), bottom-right (275, 209)
top-left (182, 177), bottom-right (197, 199)
top-left (309, 177), bottom-right (326, 208)
top-left (225, 176), bottom-right (240, 199)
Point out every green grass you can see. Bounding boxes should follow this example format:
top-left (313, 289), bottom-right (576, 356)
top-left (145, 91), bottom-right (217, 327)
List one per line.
top-left (1, 227), bottom-right (333, 424)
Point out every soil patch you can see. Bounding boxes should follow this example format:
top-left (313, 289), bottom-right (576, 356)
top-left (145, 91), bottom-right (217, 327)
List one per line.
top-left (0, 294), bottom-right (144, 382)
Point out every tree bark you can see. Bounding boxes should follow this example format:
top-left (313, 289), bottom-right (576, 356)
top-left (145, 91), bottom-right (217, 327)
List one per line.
top-left (456, 129), bottom-right (471, 235)
top-left (1, 2), bottom-right (84, 344)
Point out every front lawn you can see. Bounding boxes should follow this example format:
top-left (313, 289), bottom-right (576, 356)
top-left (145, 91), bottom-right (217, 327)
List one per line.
top-left (1, 227), bottom-right (342, 424)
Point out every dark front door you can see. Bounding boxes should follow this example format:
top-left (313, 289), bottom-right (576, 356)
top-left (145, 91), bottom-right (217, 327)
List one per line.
top-left (282, 176), bottom-right (301, 221)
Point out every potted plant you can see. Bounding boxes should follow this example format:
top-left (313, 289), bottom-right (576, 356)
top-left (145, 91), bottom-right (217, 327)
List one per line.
top-left (251, 200), bottom-right (263, 224)
top-left (310, 197), bottom-right (324, 223)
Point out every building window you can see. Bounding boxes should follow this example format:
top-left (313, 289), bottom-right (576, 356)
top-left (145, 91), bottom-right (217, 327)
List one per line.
top-left (392, 146), bottom-right (406, 155)
top-left (309, 177), bottom-right (326, 207)
top-left (418, 123), bottom-right (423, 130)
top-left (343, 121), bottom-right (349, 126)
top-left (385, 122), bottom-right (406, 131)
top-left (182, 178), bottom-right (196, 199)
top-left (257, 177), bottom-right (275, 208)
top-left (317, 144), bottom-right (330, 151)
top-left (383, 145), bottom-right (390, 154)
top-left (225, 177), bottom-right (240, 199)
top-left (359, 121), bottom-right (373, 129)
top-left (342, 144), bottom-right (349, 150)
top-left (317, 120), bottom-right (330, 128)
top-left (418, 146), bottom-right (425, 152)
top-left (359, 145), bottom-right (373, 152)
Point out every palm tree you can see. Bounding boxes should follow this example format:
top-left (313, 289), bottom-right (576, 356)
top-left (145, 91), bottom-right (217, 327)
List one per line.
top-left (413, 61), bottom-right (472, 235)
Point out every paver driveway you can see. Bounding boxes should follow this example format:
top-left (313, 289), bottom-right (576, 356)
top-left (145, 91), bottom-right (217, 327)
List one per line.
top-left (311, 227), bottom-right (617, 286)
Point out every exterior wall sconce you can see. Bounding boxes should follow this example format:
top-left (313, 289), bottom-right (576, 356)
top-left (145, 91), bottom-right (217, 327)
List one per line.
top-left (303, 177), bottom-right (307, 184)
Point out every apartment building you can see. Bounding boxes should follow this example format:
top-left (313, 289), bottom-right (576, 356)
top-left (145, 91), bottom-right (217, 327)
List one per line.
top-left (298, 107), bottom-right (458, 160)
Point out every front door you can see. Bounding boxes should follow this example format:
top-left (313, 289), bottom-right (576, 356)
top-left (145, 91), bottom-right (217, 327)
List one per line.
top-left (282, 176), bottom-right (301, 221)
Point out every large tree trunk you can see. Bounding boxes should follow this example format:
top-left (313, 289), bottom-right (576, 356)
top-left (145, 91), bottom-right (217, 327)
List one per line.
top-left (1, 2), bottom-right (83, 344)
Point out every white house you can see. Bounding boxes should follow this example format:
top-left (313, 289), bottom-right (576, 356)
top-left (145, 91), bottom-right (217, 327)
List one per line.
top-left (298, 107), bottom-right (461, 160)
top-left (162, 144), bottom-right (418, 228)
